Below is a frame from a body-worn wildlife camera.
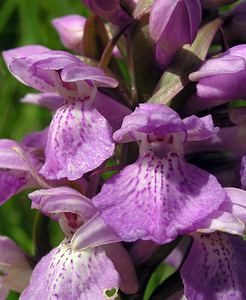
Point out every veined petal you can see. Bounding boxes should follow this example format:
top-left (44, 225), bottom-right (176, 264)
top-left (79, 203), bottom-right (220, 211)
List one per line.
top-left (21, 93), bottom-right (64, 111)
top-left (29, 187), bottom-right (96, 221)
top-left (40, 101), bottom-right (114, 180)
top-left (181, 232), bottom-right (246, 300)
top-left (183, 115), bottom-right (218, 141)
top-left (72, 213), bottom-right (121, 251)
top-left (20, 240), bottom-right (120, 300)
top-left (93, 151), bottom-right (226, 243)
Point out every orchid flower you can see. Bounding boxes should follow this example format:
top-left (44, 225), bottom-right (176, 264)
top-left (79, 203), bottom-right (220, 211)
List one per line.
top-left (20, 187), bottom-right (138, 299)
top-left (69, 103), bottom-right (239, 248)
top-left (3, 46), bottom-right (119, 181)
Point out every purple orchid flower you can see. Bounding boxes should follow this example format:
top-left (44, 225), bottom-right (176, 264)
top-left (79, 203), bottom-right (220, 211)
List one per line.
top-left (2, 46), bottom-right (119, 181)
top-left (0, 139), bottom-right (45, 205)
top-left (0, 236), bottom-right (32, 299)
top-left (21, 187), bottom-right (138, 299)
top-left (189, 45), bottom-right (246, 102)
top-left (52, 15), bottom-right (86, 54)
top-left (70, 103), bottom-right (233, 247)
top-left (82, 0), bottom-right (131, 28)
top-left (149, 0), bottom-right (202, 68)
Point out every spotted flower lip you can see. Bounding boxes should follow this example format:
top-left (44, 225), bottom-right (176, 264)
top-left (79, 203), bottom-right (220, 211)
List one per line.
top-left (189, 45), bottom-right (246, 101)
top-left (149, 0), bottom-right (202, 67)
top-left (181, 232), bottom-right (246, 300)
top-left (25, 187), bottom-right (138, 298)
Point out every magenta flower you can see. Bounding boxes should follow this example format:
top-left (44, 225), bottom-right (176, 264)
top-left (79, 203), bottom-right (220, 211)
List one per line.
top-left (3, 46), bottom-right (118, 181)
top-left (70, 103), bottom-right (232, 246)
top-left (22, 187), bottom-right (138, 299)
top-left (190, 45), bottom-right (246, 102)
top-left (0, 236), bottom-right (32, 299)
top-left (150, 0), bottom-right (202, 68)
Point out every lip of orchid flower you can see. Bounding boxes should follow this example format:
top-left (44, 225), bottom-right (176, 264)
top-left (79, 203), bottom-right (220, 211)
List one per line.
top-left (68, 103), bottom-right (229, 246)
top-left (180, 232), bottom-right (246, 300)
top-left (26, 187), bottom-right (138, 298)
top-left (0, 236), bottom-right (32, 297)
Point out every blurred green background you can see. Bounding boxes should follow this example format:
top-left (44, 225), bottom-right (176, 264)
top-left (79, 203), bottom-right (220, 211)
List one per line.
top-left (0, 1), bottom-right (88, 298)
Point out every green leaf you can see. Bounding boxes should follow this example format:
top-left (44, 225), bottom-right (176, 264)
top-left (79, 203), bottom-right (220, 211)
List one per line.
top-left (148, 18), bottom-right (223, 106)
top-left (133, 0), bottom-right (153, 18)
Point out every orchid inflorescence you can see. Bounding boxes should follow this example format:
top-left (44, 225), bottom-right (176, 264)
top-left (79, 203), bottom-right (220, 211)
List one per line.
top-left (1, 0), bottom-right (246, 299)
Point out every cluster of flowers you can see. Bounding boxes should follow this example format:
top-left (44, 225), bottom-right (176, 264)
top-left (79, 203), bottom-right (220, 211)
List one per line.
top-left (1, 0), bottom-right (246, 299)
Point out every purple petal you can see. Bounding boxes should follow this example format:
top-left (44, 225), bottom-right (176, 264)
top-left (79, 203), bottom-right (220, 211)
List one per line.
top-left (222, 187), bottom-right (246, 226)
top-left (183, 115), bottom-right (218, 141)
top-left (0, 236), bottom-right (32, 293)
top-left (104, 243), bottom-right (139, 294)
top-left (113, 103), bottom-right (186, 143)
top-left (93, 91), bottom-right (131, 131)
top-left (181, 232), bottom-right (246, 300)
top-left (9, 50), bottom-right (80, 92)
top-left (29, 187), bottom-right (96, 221)
top-left (52, 15), bottom-right (86, 54)
top-left (0, 171), bottom-right (28, 205)
top-left (40, 101), bottom-right (114, 180)
top-left (21, 93), bottom-right (64, 111)
top-left (2, 45), bottom-right (48, 69)
top-left (93, 151), bottom-right (227, 243)
top-left (20, 241), bottom-right (120, 300)
top-left (72, 213), bottom-right (121, 250)
top-left (61, 64), bottom-right (118, 88)
top-left (83, 0), bottom-right (130, 27)
top-left (22, 127), bottom-right (49, 149)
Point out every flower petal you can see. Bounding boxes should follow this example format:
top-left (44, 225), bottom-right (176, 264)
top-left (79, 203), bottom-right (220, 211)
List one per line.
top-left (113, 103), bottom-right (186, 143)
top-left (40, 101), bottom-right (114, 180)
top-left (71, 213), bottom-right (121, 251)
top-left (93, 91), bottom-right (131, 131)
top-left (0, 171), bottom-right (28, 205)
top-left (93, 151), bottom-right (226, 243)
top-left (21, 93), bottom-right (64, 111)
top-left (22, 127), bottom-right (49, 149)
top-left (181, 232), bottom-right (246, 300)
top-left (183, 115), bottom-right (218, 141)
top-left (29, 187), bottom-right (96, 221)
top-left (20, 241), bottom-right (120, 300)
